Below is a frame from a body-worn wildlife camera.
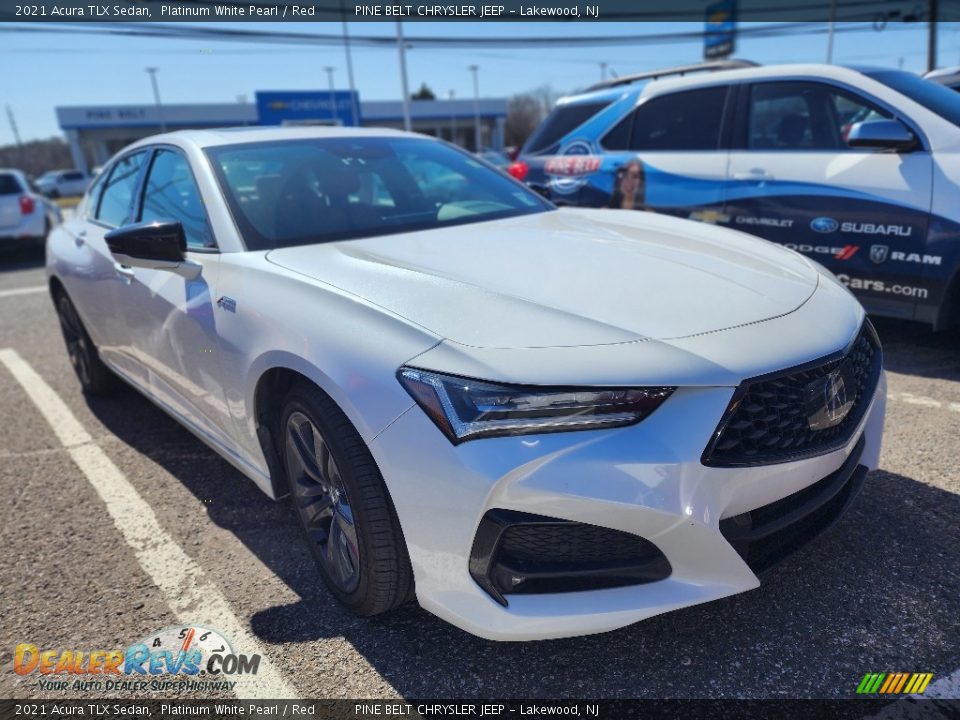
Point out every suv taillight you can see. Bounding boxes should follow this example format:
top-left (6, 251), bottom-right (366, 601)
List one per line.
top-left (19, 195), bottom-right (35, 215)
top-left (508, 161), bottom-right (529, 181)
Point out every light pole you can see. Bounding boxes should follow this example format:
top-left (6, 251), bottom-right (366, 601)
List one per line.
top-left (396, 22), bottom-right (412, 132)
top-left (448, 90), bottom-right (456, 145)
top-left (600, 62), bottom-right (608, 81)
top-left (145, 67), bottom-right (166, 132)
top-left (324, 66), bottom-right (337, 124)
top-left (469, 64), bottom-right (481, 152)
top-left (339, 1), bottom-right (360, 126)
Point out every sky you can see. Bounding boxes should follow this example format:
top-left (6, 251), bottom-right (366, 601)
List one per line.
top-left (1, 20), bottom-right (960, 145)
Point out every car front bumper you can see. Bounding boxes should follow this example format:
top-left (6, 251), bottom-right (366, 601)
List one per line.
top-left (371, 367), bottom-right (886, 641)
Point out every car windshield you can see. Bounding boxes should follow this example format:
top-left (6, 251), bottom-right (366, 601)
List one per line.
top-left (206, 136), bottom-right (552, 251)
top-left (867, 69), bottom-right (960, 126)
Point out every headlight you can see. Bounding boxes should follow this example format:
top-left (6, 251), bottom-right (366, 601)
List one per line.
top-left (397, 367), bottom-right (675, 443)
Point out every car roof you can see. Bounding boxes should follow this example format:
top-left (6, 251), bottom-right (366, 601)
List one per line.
top-left (126, 125), bottom-right (419, 152)
top-left (558, 62), bottom-right (870, 105)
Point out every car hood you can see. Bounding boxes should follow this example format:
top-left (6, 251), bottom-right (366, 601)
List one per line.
top-left (265, 208), bottom-right (819, 349)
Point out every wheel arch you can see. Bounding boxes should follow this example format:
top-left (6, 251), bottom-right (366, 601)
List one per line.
top-left (249, 355), bottom-right (394, 500)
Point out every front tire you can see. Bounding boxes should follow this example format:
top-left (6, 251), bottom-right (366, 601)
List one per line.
top-left (280, 382), bottom-right (414, 616)
top-left (54, 290), bottom-right (117, 396)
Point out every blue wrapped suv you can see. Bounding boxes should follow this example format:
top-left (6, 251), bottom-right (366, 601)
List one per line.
top-left (515, 59), bottom-right (960, 329)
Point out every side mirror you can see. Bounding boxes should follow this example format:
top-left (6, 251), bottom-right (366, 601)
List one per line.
top-left (105, 220), bottom-right (200, 278)
top-left (847, 119), bottom-right (918, 151)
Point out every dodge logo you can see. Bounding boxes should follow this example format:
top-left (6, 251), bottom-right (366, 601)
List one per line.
top-left (870, 245), bottom-right (889, 264)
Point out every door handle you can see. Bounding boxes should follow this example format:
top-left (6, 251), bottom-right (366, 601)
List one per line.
top-left (733, 170), bottom-right (774, 181)
top-left (113, 263), bottom-right (135, 284)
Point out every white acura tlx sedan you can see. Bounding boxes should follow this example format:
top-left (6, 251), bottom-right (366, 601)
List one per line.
top-left (47, 127), bottom-right (885, 641)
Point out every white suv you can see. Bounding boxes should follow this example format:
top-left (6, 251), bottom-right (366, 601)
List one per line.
top-left (0, 169), bottom-right (61, 247)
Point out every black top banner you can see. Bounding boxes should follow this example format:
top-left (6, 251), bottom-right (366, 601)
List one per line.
top-left (0, 0), bottom-right (957, 23)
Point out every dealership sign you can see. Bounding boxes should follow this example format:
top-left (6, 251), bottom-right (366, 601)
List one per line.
top-left (704, 0), bottom-right (736, 59)
top-left (255, 90), bottom-right (361, 127)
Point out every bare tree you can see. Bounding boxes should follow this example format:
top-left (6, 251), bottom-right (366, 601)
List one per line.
top-left (0, 137), bottom-right (73, 179)
top-left (505, 92), bottom-right (547, 148)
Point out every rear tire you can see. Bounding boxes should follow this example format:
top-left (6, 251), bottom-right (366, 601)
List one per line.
top-left (54, 290), bottom-right (118, 396)
top-left (280, 381), bottom-right (414, 616)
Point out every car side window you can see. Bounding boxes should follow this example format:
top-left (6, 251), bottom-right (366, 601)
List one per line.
top-left (96, 152), bottom-right (147, 226)
top-left (139, 149), bottom-right (215, 250)
top-left (628, 86), bottom-right (728, 151)
top-left (747, 82), bottom-right (892, 151)
top-left (83, 170), bottom-right (109, 219)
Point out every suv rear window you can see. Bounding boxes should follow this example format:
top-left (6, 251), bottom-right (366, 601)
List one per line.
top-left (523, 101), bottom-right (611, 155)
top-left (0, 174), bottom-right (23, 195)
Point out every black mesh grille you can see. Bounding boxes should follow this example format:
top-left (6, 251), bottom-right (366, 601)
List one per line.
top-left (703, 323), bottom-right (882, 467)
top-left (469, 510), bottom-right (671, 603)
top-left (499, 522), bottom-right (659, 565)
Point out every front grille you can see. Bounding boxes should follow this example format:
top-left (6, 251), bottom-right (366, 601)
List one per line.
top-left (469, 510), bottom-right (671, 605)
top-left (703, 322), bottom-right (882, 467)
top-left (720, 436), bottom-right (866, 572)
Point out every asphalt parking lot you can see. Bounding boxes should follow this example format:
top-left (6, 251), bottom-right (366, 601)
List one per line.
top-left (0, 244), bottom-right (958, 701)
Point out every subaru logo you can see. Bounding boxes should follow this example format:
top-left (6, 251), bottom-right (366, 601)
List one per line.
top-left (870, 245), bottom-right (889, 264)
top-left (811, 217), bottom-right (839, 234)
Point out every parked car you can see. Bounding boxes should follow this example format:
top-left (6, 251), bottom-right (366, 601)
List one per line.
top-left (35, 169), bottom-right (91, 198)
top-left (0, 169), bottom-right (62, 247)
top-left (515, 60), bottom-right (960, 330)
top-left (924, 66), bottom-right (960, 91)
top-left (48, 127), bottom-right (884, 641)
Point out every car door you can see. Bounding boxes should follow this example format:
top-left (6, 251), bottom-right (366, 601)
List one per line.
top-left (591, 84), bottom-right (732, 220)
top-left (58, 151), bottom-right (150, 382)
top-left (725, 80), bottom-right (933, 321)
top-left (114, 146), bottom-right (233, 446)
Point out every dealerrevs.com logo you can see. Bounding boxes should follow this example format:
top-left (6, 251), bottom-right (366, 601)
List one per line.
top-left (13, 625), bottom-right (261, 693)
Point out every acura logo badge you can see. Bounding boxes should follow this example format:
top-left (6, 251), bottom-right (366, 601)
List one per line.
top-left (805, 366), bottom-right (855, 431)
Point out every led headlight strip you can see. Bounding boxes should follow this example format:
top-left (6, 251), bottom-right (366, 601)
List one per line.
top-left (398, 367), bottom-right (675, 443)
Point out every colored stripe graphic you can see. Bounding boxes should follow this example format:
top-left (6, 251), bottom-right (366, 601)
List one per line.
top-left (857, 673), bottom-right (933, 694)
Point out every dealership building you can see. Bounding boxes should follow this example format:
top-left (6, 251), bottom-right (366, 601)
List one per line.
top-left (55, 90), bottom-right (509, 174)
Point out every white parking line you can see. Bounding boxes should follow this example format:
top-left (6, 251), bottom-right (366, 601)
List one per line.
top-left (0, 285), bottom-right (46, 299)
top-left (887, 391), bottom-right (960, 413)
top-left (0, 348), bottom-right (298, 700)
top-left (923, 666), bottom-right (960, 699)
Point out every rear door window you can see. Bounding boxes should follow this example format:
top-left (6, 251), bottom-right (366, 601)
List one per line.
top-left (96, 151), bottom-right (147, 227)
top-left (524, 101), bottom-right (611, 154)
top-left (628, 86), bottom-right (728, 151)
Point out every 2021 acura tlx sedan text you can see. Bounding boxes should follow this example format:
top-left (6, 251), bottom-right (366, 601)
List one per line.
top-left (47, 127), bottom-right (885, 640)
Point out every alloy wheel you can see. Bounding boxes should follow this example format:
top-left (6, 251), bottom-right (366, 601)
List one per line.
top-left (285, 411), bottom-right (361, 593)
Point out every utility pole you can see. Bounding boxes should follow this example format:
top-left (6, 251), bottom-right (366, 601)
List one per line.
top-left (145, 67), bottom-right (167, 132)
top-left (449, 90), bottom-right (456, 145)
top-left (324, 66), bottom-right (337, 124)
top-left (469, 64), bottom-right (481, 152)
top-left (826, 0), bottom-right (837, 63)
top-left (340, 0), bottom-right (360, 126)
top-left (928, 0), bottom-right (938, 72)
top-left (396, 22), bottom-right (412, 132)
top-left (600, 62), bottom-right (608, 81)
top-left (6, 105), bottom-right (22, 146)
